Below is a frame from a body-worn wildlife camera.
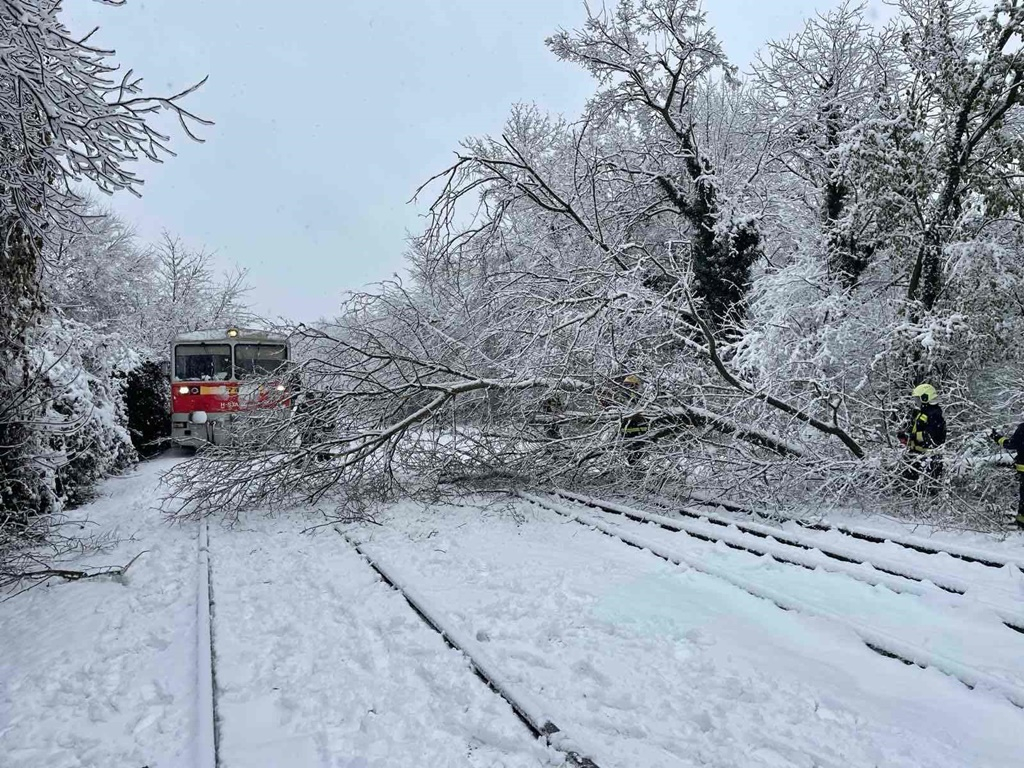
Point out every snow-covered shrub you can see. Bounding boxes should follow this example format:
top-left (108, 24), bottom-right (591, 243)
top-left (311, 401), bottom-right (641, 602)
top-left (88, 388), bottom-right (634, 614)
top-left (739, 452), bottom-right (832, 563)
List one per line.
top-left (123, 362), bottom-right (171, 459)
top-left (30, 317), bottom-right (137, 509)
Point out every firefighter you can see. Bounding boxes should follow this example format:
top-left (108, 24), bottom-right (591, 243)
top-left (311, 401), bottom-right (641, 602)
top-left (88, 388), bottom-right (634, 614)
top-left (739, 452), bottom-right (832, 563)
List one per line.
top-left (620, 374), bottom-right (649, 464)
top-left (897, 383), bottom-right (946, 487)
top-left (990, 422), bottom-right (1024, 530)
top-left (540, 393), bottom-right (562, 440)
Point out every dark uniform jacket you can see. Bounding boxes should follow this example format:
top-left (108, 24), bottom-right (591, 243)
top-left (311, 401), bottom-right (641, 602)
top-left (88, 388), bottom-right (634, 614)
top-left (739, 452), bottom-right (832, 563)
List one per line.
top-left (998, 424), bottom-right (1024, 472)
top-left (904, 403), bottom-right (946, 452)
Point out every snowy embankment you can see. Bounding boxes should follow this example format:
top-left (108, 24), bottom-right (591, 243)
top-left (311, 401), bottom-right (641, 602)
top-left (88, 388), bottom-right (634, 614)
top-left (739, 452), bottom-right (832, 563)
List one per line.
top-left (0, 458), bottom-right (200, 768)
top-left (349, 500), bottom-right (1024, 768)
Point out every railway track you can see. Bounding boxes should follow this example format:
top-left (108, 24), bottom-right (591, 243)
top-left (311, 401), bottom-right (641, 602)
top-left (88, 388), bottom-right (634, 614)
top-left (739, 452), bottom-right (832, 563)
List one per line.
top-left (523, 492), bottom-right (1024, 712)
top-left (554, 489), bottom-right (1024, 635)
top-left (335, 527), bottom-right (602, 768)
top-left (680, 490), bottom-right (1024, 571)
top-left (198, 516), bottom-right (601, 768)
top-left (197, 519), bottom-right (220, 768)
top-left (195, 495), bottom-right (1023, 767)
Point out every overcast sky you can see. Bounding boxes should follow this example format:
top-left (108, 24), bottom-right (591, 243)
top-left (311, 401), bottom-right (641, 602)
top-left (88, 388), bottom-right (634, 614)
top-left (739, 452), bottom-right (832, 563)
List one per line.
top-left (64, 0), bottom-right (892, 323)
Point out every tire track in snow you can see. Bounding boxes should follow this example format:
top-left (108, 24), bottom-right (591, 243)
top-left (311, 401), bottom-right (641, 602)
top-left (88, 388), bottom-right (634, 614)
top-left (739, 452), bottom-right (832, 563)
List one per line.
top-left (336, 527), bottom-right (603, 768)
top-left (523, 492), bottom-right (1024, 712)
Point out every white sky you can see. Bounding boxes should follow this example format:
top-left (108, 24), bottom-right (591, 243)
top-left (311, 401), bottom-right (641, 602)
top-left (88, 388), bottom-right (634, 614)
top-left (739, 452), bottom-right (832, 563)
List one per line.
top-left (64, 0), bottom-right (893, 323)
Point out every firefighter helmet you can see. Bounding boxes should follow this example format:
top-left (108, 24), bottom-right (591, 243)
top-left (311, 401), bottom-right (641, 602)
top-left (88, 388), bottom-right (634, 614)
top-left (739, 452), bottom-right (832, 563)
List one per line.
top-left (912, 383), bottom-right (937, 404)
top-left (623, 374), bottom-right (641, 385)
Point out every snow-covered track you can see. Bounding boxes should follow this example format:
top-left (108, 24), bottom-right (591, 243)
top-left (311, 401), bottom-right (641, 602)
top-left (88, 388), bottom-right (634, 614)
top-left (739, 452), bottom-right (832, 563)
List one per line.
top-left (554, 489), bottom-right (1024, 635)
top-left (197, 519), bottom-right (220, 768)
top-left (336, 527), bottom-right (602, 768)
top-left (523, 492), bottom-right (1024, 711)
top-left (683, 490), bottom-right (1024, 571)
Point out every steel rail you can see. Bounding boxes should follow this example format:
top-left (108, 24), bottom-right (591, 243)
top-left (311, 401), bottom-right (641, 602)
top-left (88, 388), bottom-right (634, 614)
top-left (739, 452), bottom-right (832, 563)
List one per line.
top-left (555, 489), bottom-right (1024, 635)
top-left (336, 527), bottom-right (602, 768)
top-left (197, 519), bottom-right (220, 768)
top-left (523, 492), bottom-right (1024, 712)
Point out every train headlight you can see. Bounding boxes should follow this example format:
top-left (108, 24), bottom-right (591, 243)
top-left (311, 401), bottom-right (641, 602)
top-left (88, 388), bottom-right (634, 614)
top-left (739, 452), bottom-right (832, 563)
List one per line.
top-left (177, 385), bottom-right (190, 395)
top-left (227, 327), bottom-right (239, 338)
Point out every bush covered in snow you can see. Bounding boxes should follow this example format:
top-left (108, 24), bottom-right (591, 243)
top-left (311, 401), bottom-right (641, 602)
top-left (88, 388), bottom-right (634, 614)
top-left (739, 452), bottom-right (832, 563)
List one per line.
top-left (31, 318), bottom-right (138, 509)
top-left (123, 362), bottom-right (172, 460)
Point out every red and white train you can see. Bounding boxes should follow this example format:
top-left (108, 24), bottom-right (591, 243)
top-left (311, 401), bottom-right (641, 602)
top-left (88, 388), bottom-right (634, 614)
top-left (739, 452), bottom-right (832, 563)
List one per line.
top-left (170, 327), bottom-right (292, 447)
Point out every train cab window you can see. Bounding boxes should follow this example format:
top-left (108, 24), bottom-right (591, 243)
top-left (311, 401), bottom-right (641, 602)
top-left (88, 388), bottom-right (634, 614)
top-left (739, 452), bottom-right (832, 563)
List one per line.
top-left (174, 344), bottom-right (232, 381)
top-left (234, 344), bottom-right (288, 378)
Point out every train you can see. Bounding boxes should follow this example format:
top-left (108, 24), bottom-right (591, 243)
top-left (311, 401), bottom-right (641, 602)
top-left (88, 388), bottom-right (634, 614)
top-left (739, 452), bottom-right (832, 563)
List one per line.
top-left (170, 327), bottom-right (292, 447)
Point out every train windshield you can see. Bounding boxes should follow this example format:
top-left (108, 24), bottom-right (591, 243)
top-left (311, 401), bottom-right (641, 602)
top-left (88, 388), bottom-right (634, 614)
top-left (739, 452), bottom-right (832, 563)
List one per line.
top-left (234, 344), bottom-right (288, 379)
top-left (174, 344), bottom-right (232, 381)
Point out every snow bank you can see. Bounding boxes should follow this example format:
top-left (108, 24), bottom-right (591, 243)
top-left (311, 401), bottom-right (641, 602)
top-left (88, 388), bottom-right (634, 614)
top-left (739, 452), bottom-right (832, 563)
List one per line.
top-left (0, 459), bottom-right (199, 768)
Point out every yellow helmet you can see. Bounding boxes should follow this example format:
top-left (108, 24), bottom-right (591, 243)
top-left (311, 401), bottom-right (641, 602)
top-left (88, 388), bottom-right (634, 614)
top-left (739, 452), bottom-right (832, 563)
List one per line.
top-left (912, 383), bottom-right (937, 404)
top-left (623, 374), bottom-right (641, 385)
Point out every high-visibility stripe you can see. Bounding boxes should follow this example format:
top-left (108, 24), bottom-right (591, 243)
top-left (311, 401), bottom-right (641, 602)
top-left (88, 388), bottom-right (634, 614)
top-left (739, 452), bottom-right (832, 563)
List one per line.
top-left (1016, 464), bottom-right (1024, 473)
top-left (999, 437), bottom-right (1009, 447)
top-left (908, 409), bottom-right (931, 450)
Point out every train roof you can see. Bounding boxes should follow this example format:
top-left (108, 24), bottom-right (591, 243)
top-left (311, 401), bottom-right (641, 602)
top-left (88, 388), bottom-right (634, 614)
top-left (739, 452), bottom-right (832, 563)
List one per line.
top-left (173, 328), bottom-right (290, 343)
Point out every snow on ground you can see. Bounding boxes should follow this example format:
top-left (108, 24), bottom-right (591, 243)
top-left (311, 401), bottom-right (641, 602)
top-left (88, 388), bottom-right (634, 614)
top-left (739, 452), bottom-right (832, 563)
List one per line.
top-left (549, 496), bottom-right (1024, 693)
top-left (0, 457), bottom-right (199, 768)
top-left (647, 492), bottom-right (1024, 616)
top-left (208, 513), bottom-right (556, 768)
top-left (350, 500), bottom-right (1024, 768)
top-left (5, 458), bottom-right (1024, 768)
top-left (770, 518), bottom-right (1024, 603)
top-left (680, 492), bottom-right (1024, 559)
top-left (1, 457), bottom-right (556, 768)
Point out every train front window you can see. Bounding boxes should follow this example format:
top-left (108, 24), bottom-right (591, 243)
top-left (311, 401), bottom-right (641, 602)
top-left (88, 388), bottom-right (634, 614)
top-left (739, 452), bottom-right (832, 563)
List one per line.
top-left (234, 344), bottom-right (288, 379)
top-left (174, 344), bottom-right (232, 381)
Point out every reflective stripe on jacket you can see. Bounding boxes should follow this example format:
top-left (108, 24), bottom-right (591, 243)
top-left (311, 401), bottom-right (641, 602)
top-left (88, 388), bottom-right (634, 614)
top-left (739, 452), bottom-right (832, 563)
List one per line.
top-left (907, 404), bottom-right (945, 453)
top-left (997, 424), bottom-right (1024, 472)
top-left (622, 413), bottom-right (648, 436)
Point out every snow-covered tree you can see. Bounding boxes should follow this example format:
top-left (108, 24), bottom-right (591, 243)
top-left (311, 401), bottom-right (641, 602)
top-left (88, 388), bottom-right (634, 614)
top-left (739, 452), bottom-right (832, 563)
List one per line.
top-left (744, 0), bottom-right (1024, 433)
top-left (169, 0), bottom-right (1024, 529)
top-left (147, 232), bottom-right (253, 352)
top-left (752, 1), bottom-right (895, 287)
top-left (1, 1), bottom-right (208, 549)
